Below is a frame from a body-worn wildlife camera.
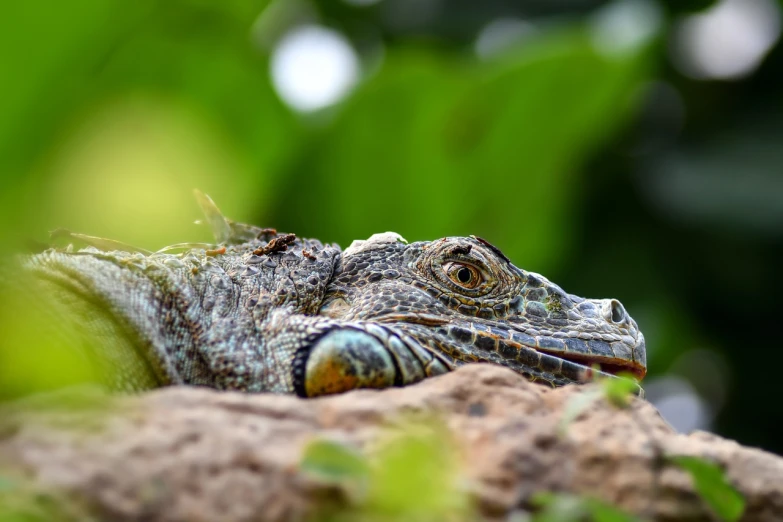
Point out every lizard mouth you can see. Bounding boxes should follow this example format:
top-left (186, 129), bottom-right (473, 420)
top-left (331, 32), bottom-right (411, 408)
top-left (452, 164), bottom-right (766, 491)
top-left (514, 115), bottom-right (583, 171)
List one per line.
top-left (537, 348), bottom-right (647, 381)
top-left (369, 313), bottom-right (646, 383)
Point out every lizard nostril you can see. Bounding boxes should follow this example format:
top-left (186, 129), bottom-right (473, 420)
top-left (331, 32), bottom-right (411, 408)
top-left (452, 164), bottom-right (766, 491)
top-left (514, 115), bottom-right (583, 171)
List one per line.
top-left (610, 299), bottom-right (626, 324)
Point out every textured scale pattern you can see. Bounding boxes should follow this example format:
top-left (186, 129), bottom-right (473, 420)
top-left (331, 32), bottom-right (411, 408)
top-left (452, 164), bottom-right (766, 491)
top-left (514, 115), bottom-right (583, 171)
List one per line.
top-left (25, 194), bottom-right (646, 396)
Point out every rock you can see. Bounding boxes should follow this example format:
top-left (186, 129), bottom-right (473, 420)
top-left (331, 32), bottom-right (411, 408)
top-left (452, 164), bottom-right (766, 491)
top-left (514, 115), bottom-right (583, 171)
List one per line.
top-left (0, 365), bottom-right (781, 521)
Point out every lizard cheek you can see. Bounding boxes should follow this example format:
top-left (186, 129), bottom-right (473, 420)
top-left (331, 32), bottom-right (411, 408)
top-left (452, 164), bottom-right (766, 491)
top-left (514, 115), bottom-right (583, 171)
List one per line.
top-left (302, 330), bottom-right (397, 397)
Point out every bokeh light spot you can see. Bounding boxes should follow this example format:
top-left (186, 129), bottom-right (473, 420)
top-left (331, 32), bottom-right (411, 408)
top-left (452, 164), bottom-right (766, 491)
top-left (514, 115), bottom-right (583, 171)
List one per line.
top-left (672, 0), bottom-right (781, 80)
top-left (270, 25), bottom-right (360, 112)
top-left (590, 0), bottom-right (663, 58)
top-left (645, 375), bottom-right (713, 433)
top-left (474, 18), bottom-right (535, 59)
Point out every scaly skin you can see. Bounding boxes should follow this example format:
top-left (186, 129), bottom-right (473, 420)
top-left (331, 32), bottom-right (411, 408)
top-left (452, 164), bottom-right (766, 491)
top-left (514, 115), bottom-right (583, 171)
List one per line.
top-left (24, 194), bottom-right (646, 396)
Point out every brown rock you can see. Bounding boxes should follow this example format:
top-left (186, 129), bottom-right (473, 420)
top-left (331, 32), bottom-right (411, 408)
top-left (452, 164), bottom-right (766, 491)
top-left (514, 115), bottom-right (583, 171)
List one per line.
top-left (0, 365), bottom-right (780, 521)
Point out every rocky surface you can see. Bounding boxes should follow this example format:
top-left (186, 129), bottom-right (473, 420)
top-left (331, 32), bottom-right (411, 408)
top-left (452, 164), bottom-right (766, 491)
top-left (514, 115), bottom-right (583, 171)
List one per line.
top-left (0, 365), bottom-right (781, 521)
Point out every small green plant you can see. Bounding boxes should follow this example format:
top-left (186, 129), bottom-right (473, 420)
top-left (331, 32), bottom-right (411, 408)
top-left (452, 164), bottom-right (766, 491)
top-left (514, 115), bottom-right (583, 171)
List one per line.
top-left (299, 439), bottom-right (371, 503)
top-left (600, 372), bottom-right (640, 409)
top-left (669, 456), bottom-right (745, 522)
top-left (299, 419), bottom-right (473, 522)
top-left (530, 492), bottom-right (644, 522)
top-left (558, 369), bottom-right (639, 435)
top-left (0, 471), bottom-right (83, 522)
top-left (556, 372), bottom-right (746, 521)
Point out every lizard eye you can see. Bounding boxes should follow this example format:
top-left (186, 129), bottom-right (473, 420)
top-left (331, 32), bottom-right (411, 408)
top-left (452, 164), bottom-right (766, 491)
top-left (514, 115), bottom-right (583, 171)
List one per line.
top-left (443, 262), bottom-right (483, 289)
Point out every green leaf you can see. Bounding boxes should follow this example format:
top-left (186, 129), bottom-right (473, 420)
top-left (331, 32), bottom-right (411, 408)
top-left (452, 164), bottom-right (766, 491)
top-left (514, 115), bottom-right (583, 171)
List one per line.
top-left (531, 492), bottom-right (585, 522)
top-left (670, 456), bottom-right (745, 522)
top-left (559, 371), bottom-right (641, 435)
top-left (299, 439), bottom-right (370, 484)
top-left (601, 373), bottom-right (640, 409)
top-left (587, 499), bottom-right (644, 522)
top-left (365, 421), bottom-right (470, 518)
top-left (531, 492), bottom-right (643, 522)
top-left (301, 421), bottom-right (473, 520)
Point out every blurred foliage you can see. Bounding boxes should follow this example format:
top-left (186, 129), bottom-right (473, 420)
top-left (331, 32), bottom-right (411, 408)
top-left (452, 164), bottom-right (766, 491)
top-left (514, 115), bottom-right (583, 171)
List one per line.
top-left (670, 456), bottom-right (745, 522)
top-left (558, 371), bottom-right (640, 435)
top-left (0, 471), bottom-right (86, 522)
top-left (300, 421), bottom-right (747, 521)
top-left (281, 32), bottom-right (649, 270)
top-left (0, 273), bottom-right (98, 399)
top-left (301, 420), bottom-right (472, 521)
top-left (1, 0), bottom-right (782, 456)
top-left (601, 372), bottom-right (641, 408)
top-left (301, 439), bottom-right (371, 502)
top-left (0, 0), bottom-right (649, 261)
top-left (530, 493), bottom-right (642, 522)
top-left (0, 0), bottom-right (651, 399)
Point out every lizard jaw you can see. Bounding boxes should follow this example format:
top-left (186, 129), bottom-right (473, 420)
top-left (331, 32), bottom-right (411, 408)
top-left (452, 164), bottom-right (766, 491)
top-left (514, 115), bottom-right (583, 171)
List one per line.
top-left (538, 350), bottom-right (647, 381)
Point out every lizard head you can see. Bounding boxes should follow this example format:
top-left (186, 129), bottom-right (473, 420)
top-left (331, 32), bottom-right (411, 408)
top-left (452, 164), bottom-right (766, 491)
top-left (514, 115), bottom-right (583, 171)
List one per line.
top-left (314, 232), bottom-right (646, 393)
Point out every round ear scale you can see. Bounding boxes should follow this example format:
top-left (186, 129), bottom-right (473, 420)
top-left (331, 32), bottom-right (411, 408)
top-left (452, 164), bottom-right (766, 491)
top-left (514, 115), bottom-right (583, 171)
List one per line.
top-left (295, 329), bottom-right (399, 397)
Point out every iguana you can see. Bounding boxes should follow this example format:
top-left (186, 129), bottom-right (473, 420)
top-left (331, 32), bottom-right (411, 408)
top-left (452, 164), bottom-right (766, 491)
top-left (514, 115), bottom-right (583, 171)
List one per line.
top-left (23, 193), bottom-right (646, 397)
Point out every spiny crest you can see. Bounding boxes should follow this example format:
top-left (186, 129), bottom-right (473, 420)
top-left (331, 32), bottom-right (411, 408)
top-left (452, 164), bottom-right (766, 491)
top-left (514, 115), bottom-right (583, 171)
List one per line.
top-left (343, 232), bottom-right (408, 257)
